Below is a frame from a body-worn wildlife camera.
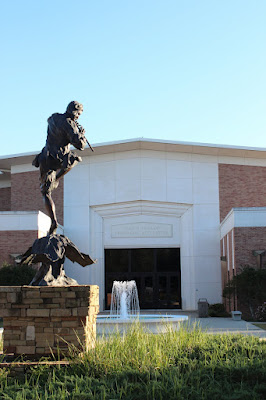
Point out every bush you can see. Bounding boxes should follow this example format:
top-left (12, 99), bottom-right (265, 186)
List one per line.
top-left (0, 262), bottom-right (36, 286)
top-left (223, 266), bottom-right (266, 319)
top-left (255, 303), bottom-right (266, 322)
top-left (208, 303), bottom-right (230, 317)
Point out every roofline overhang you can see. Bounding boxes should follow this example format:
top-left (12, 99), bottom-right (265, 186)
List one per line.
top-left (1, 137), bottom-right (266, 170)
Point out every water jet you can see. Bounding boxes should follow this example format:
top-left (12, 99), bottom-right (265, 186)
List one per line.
top-left (97, 280), bottom-right (188, 334)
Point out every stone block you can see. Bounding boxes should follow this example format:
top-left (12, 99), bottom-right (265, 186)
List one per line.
top-left (77, 307), bottom-right (90, 316)
top-left (43, 328), bottom-right (54, 333)
top-left (35, 347), bottom-right (46, 354)
top-left (21, 309), bottom-right (26, 317)
top-left (27, 309), bottom-right (50, 317)
top-left (0, 309), bottom-right (21, 317)
top-left (16, 346), bottom-right (36, 355)
top-left (26, 326), bottom-right (35, 341)
top-left (62, 292), bottom-right (76, 298)
top-left (40, 292), bottom-right (60, 298)
top-left (3, 334), bottom-right (20, 341)
top-left (26, 340), bottom-right (35, 346)
top-left (80, 300), bottom-right (89, 307)
top-left (41, 303), bottom-right (59, 309)
top-left (55, 327), bottom-right (69, 334)
top-left (61, 320), bottom-right (80, 327)
top-left (50, 309), bottom-right (72, 317)
top-left (23, 298), bottom-right (43, 304)
top-left (36, 333), bottom-right (54, 343)
top-left (10, 339), bottom-right (27, 346)
top-left (25, 290), bottom-right (41, 298)
top-left (65, 299), bottom-right (78, 308)
top-left (11, 304), bottom-right (27, 309)
top-left (0, 287), bottom-right (21, 293)
top-left (7, 292), bottom-right (19, 303)
top-left (34, 317), bottom-right (50, 323)
top-left (4, 346), bottom-right (16, 354)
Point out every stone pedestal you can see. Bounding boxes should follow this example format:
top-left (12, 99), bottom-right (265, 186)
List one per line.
top-left (0, 285), bottom-right (99, 357)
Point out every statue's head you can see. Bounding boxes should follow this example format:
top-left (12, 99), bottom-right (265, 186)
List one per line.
top-left (66, 101), bottom-right (83, 119)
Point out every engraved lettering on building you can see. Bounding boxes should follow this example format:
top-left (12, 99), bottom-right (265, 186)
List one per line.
top-left (111, 223), bottom-right (173, 238)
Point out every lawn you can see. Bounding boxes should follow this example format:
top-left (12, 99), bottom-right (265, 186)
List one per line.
top-left (252, 322), bottom-right (266, 331)
top-left (0, 324), bottom-right (265, 399)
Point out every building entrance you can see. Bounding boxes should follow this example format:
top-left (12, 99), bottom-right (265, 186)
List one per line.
top-left (105, 248), bottom-right (181, 309)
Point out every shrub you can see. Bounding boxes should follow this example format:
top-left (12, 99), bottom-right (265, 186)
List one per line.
top-left (223, 266), bottom-right (266, 319)
top-left (255, 303), bottom-right (266, 322)
top-left (0, 262), bottom-right (36, 286)
top-left (208, 303), bottom-right (230, 317)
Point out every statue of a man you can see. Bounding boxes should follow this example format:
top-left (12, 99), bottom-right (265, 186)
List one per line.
top-left (33, 101), bottom-right (93, 234)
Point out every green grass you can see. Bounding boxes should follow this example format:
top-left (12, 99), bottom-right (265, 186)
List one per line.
top-left (252, 322), bottom-right (266, 331)
top-left (0, 324), bottom-right (265, 399)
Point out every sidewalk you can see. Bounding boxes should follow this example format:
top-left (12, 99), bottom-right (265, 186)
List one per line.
top-left (188, 317), bottom-right (266, 338)
top-left (98, 310), bottom-right (266, 338)
top-left (1, 316), bottom-right (266, 339)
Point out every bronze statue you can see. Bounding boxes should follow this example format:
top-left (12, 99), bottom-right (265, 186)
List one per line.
top-left (32, 101), bottom-right (93, 234)
top-left (21, 101), bottom-right (97, 286)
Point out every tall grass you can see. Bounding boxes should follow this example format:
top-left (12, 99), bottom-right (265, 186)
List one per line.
top-left (0, 323), bottom-right (265, 399)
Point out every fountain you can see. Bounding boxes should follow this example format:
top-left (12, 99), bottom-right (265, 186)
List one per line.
top-left (97, 280), bottom-right (188, 334)
top-left (110, 280), bottom-right (140, 318)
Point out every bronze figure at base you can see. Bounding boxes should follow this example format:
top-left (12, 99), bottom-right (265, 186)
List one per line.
top-left (17, 234), bottom-right (96, 286)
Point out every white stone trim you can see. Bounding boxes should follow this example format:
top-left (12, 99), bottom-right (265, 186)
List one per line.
top-left (89, 200), bottom-right (193, 311)
top-left (220, 207), bottom-right (266, 238)
top-left (0, 180), bottom-right (11, 188)
top-left (11, 164), bottom-right (36, 174)
top-left (0, 211), bottom-right (64, 236)
top-left (231, 230), bottom-right (235, 270)
top-left (91, 200), bottom-right (192, 218)
top-left (227, 234), bottom-right (230, 271)
top-left (2, 138), bottom-right (266, 170)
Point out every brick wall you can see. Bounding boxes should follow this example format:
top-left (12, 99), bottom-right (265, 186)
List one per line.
top-left (219, 164), bottom-right (266, 222)
top-left (221, 227), bottom-right (266, 314)
top-left (0, 230), bottom-right (38, 267)
top-left (234, 226), bottom-right (266, 271)
top-left (11, 171), bottom-right (63, 225)
top-left (0, 187), bottom-right (11, 211)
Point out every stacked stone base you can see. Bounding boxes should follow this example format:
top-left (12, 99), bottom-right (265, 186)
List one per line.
top-left (0, 285), bottom-right (99, 358)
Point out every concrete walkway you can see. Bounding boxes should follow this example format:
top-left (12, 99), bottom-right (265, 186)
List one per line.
top-left (1, 316), bottom-right (266, 339)
top-left (188, 317), bottom-right (266, 338)
top-left (98, 310), bottom-right (266, 338)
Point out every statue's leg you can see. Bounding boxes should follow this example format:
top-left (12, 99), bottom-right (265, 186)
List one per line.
top-left (55, 166), bottom-right (73, 180)
top-left (55, 152), bottom-right (81, 180)
top-left (29, 263), bottom-right (49, 286)
top-left (43, 192), bottom-right (58, 234)
top-left (40, 167), bottom-right (58, 234)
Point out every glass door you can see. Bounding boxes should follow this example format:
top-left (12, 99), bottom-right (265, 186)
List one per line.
top-left (105, 248), bottom-right (181, 309)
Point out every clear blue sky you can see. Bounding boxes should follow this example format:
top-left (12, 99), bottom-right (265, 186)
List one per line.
top-left (1, 0), bottom-right (266, 156)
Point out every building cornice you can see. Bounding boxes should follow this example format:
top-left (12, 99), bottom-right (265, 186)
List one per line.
top-left (1, 138), bottom-right (266, 172)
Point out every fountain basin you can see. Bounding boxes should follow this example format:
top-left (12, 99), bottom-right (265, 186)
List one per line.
top-left (97, 314), bottom-right (189, 334)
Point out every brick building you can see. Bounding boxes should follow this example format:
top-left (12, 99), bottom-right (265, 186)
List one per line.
top-left (1, 138), bottom-right (266, 312)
